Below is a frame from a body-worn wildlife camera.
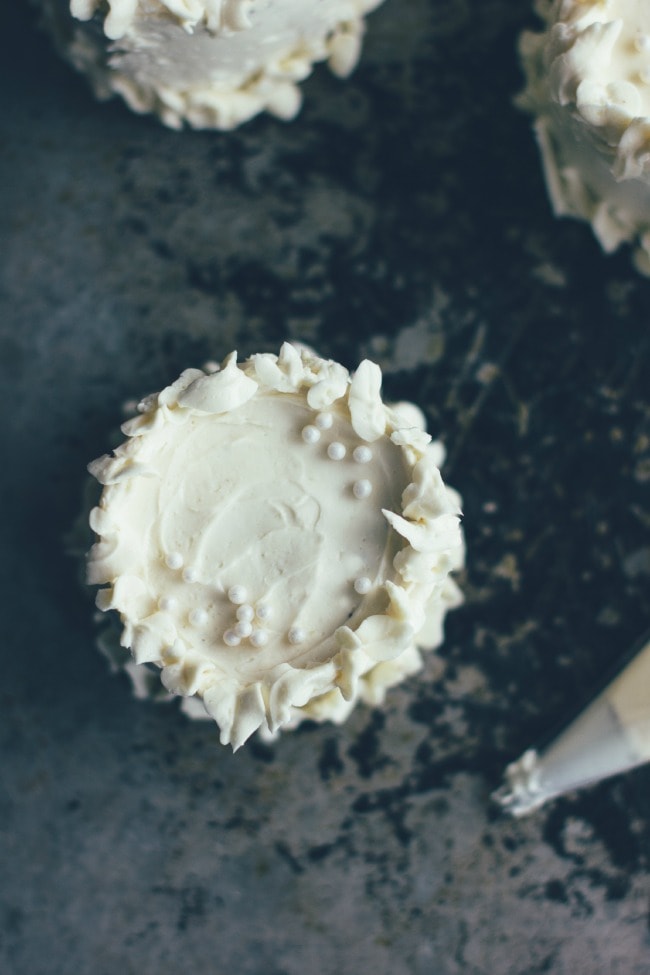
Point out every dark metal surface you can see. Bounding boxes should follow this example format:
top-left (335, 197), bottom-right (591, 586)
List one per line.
top-left (1, 3), bottom-right (649, 973)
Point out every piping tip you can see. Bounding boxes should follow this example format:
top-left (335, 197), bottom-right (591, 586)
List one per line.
top-left (493, 632), bottom-right (650, 817)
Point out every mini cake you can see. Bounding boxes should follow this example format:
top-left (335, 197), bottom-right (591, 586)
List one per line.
top-left (36, 0), bottom-right (385, 129)
top-left (86, 344), bottom-right (464, 749)
top-left (518, 0), bottom-right (650, 273)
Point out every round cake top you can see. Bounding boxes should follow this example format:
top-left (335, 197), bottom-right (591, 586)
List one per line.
top-left (87, 344), bottom-right (464, 749)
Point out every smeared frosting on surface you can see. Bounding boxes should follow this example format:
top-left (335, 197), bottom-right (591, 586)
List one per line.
top-left (87, 344), bottom-right (464, 749)
top-left (37, 0), bottom-right (385, 129)
top-left (519, 0), bottom-right (650, 273)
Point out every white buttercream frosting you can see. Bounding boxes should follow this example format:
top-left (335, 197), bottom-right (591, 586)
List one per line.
top-left (86, 344), bottom-right (464, 750)
top-left (37, 0), bottom-right (385, 129)
top-left (519, 0), bottom-right (650, 273)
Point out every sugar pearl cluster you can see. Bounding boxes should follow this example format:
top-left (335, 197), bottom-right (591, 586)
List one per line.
top-left (300, 411), bottom-right (374, 502)
top-left (223, 586), bottom-right (272, 648)
top-left (223, 591), bottom-right (306, 648)
top-left (301, 410), bottom-right (333, 444)
top-left (160, 559), bottom-right (316, 649)
top-left (299, 409), bottom-right (378, 603)
top-left (160, 561), bottom-right (272, 645)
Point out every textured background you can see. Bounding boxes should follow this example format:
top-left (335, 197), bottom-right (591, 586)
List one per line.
top-left (1, 3), bottom-right (649, 974)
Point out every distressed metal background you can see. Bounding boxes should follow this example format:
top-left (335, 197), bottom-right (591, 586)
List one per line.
top-left (1, 3), bottom-right (649, 973)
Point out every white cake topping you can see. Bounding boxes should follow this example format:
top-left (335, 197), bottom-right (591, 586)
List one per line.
top-left (519, 0), bottom-right (650, 273)
top-left (38, 0), bottom-right (385, 130)
top-left (87, 344), bottom-right (464, 750)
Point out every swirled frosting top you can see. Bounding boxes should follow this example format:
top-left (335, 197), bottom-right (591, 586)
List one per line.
top-left (87, 344), bottom-right (464, 749)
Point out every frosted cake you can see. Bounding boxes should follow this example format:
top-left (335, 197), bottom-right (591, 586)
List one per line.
top-left (36, 0), bottom-right (385, 129)
top-left (519, 0), bottom-right (650, 273)
top-left (86, 344), bottom-right (464, 749)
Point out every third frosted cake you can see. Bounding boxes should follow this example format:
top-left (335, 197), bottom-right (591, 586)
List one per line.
top-left (519, 0), bottom-right (650, 273)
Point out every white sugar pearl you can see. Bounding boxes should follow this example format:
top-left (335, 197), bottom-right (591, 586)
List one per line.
top-left (353, 479), bottom-right (372, 499)
top-left (353, 445), bottom-right (373, 463)
top-left (182, 567), bottom-right (197, 583)
top-left (234, 620), bottom-right (253, 638)
top-left (223, 629), bottom-right (241, 647)
top-left (250, 629), bottom-right (269, 648)
top-left (228, 585), bottom-right (247, 605)
top-left (255, 603), bottom-right (271, 621)
top-left (635, 33), bottom-right (650, 54)
top-left (354, 576), bottom-right (372, 595)
top-left (189, 608), bottom-right (208, 627)
top-left (315, 412), bottom-right (333, 430)
top-left (327, 442), bottom-right (346, 460)
top-left (302, 425), bottom-right (321, 444)
top-left (159, 596), bottom-right (177, 612)
top-left (641, 66), bottom-right (650, 85)
top-left (288, 626), bottom-right (305, 645)
top-left (236, 604), bottom-right (255, 623)
top-left (165, 552), bottom-right (184, 570)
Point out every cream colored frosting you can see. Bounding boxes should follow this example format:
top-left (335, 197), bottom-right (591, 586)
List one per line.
top-left (519, 0), bottom-right (650, 273)
top-left (37, 0), bottom-right (384, 129)
top-left (87, 344), bottom-right (464, 749)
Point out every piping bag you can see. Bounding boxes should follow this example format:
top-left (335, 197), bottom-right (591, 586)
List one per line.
top-left (493, 631), bottom-right (650, 816)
